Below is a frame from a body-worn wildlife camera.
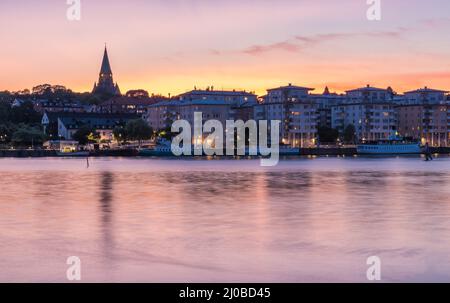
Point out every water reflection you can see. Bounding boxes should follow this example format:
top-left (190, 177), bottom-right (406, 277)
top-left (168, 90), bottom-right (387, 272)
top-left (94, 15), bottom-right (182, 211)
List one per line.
top-left (0, 157), bottom-right (449, 282)
top-left (99, 172), bottom-right (114, 260)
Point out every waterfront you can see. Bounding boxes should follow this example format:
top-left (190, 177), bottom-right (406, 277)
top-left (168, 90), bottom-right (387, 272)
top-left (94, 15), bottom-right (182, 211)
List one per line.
top-left (0, 156), bottom-right (450, 282)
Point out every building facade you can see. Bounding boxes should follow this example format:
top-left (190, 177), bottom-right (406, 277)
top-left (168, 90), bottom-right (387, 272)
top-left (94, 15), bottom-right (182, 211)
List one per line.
top-left (395, 87), bottom-right (449, 146)
top-left (397, 103), bottom-right (449, 146)
top-left (402, 87), bottom-right (448, 105)
top-left (331, 85), bottom-right (397, 141)
top-left (145, 100), bottom-right (233, 131)
top-left (42, 112), bottom-right (138, 141)
top-left (254, 84), bottom-right (318, 147)
top-left (96, 96), bottom-right (164, 115)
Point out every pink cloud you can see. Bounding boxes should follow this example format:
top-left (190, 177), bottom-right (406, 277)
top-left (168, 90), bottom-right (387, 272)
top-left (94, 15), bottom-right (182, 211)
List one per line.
top-left (239, 27), bottom-right (411, 56)
top-left (243, 41), bottom-right (301, 56)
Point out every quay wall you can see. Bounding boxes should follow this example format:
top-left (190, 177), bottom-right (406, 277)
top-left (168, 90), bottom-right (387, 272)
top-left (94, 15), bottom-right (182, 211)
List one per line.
top-left (0, 147), bottom-right (449, 158)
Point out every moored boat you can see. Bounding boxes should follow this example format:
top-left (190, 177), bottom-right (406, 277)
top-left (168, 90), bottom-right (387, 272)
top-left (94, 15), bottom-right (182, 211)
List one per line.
top-left (357, 137), bottom-right (421, 155)
top-left (56, 144), bottom-right (90, 157)
top-left (56, 150), bottom-right (90, 157)
top-left (139, 145), bottom-right (175, 157)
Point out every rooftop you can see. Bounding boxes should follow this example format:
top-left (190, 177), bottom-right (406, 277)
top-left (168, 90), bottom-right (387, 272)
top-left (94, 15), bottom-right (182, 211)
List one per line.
top-left (44, 112), bottom-right (139, 123)
top-left (346, 85), bottom-right (388, 93)
top-left (267, 84), bottom-right (315, 92)
top-left (57, 113), bottom-right (140, 130)
top-left (179, 89), bottom-right (256, 97)
top-left (150, 99), bottom-right (233, 107)
top-left (99, 96), bottom-right (162, 107)
top-left (404, 87), bottom-right (449, 94)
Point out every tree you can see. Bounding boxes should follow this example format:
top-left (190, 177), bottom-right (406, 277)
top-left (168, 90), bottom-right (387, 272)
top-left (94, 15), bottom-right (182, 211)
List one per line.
top-left (343, 124), bottom-right (356, 144)
top-left (32, 84), bottom-right (53, 95)
top-left (30, 84), bottom-right (76, 101)
top-left (72, 125), bottom-right (100, 145)
top-left (318, 127), bottom-right (339, 144)
top-left (158, 127), bottom-right (173, 141)
top-left (11, 127), bottom-right (46, 147)
top-left (10, 101), bottom-right (41, 125)
top-left (113, 126), bottom-right (128, 143)
top-left (0, 123), bottom-right (15, 143)
top-left (125, 119), bottom-right (153, 147)
top-left (0, 91), bottom-right (13, 103)
top-left (0, 102), bottom-right (11, 122)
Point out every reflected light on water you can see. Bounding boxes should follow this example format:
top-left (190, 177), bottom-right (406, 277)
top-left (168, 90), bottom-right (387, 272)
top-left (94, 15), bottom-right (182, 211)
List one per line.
top-left (0, 157), bottom-right (449, 282)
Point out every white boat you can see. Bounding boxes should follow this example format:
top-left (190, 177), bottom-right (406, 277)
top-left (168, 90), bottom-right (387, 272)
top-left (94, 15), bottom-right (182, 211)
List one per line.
top-left (357, 138), bottom-right (421, 155)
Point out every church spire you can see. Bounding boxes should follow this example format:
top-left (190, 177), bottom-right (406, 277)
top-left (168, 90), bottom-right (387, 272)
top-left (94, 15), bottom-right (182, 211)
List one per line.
top-left (92, 46), bottom-right (121, 96)
top-left (100, 46), bottom-right (113, 75)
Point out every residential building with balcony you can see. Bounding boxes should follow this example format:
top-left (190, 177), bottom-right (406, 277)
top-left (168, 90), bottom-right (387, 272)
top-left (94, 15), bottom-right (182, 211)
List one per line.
top-left (397, 103), bottom-right (449, 147)
top-left (402, 87), bottom-right (448, 105)
top-left (332, 85), bottom-right (397, 141)
top-left (254, 84), bottom-right (317, 147)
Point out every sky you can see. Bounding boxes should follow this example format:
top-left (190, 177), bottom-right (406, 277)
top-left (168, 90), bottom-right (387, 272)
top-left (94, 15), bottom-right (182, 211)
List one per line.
top-left (1, 0), bottom-right (450, 96)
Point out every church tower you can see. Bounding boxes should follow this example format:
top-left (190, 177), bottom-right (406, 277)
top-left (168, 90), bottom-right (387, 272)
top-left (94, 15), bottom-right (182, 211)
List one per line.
top-left (92, 46), bottom-right (121, 96)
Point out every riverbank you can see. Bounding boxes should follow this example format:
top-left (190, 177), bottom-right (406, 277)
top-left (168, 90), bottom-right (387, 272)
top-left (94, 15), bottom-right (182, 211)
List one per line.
top-left (301, 147), bottom-right (450, 156)
top-left (0, 149), bottom-right (138, 158)
top-left (1, 147), bottom-right (449, 158)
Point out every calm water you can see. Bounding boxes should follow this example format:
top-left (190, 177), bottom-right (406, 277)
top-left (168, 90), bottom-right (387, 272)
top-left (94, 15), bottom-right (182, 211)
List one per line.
top-left (0, 156), bottom-right (449, 282)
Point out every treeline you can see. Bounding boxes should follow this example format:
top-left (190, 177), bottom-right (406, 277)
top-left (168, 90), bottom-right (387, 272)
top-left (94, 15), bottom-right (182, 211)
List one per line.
top-left (0, 101), bottom-right (45, 147)
top-left (1, 84), bottom-right (164, 106)
top-left (1, 84), bottom-right (111, 106)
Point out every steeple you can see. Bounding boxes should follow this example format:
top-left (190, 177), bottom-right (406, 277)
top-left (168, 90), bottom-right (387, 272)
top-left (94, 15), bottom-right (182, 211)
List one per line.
top-left (92, 45), bottom-right (121, 96)
top-left (100, 46), bottom-right (112, 75)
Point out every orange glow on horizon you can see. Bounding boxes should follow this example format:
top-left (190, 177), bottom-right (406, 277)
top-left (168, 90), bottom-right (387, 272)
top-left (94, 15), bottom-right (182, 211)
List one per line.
top-left (1, 0), bottom-right (450, 97)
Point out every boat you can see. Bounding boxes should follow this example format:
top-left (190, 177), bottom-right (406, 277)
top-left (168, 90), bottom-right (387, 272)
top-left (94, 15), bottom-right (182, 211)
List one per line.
top-left (139, 145), bottom-right (176, 157)
top-left (279, 146), bottom-right (300, 155)
top-left (139, 139), bottom-right (181, 157)
top-left (56, 150), bottom-right (90, 157)
top-left (56, 145), bottom-right (90, 157)
top-left (257, 146), bottom-right (299, 155)
top-left (357, 136), bottom-right (421, 155)
top-left (139, 137), bottom-right (302, 157)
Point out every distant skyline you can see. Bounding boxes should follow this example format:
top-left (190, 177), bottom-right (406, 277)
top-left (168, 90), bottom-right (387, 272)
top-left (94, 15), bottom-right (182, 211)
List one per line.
top-left (1, 0), bottom-right (450, 96)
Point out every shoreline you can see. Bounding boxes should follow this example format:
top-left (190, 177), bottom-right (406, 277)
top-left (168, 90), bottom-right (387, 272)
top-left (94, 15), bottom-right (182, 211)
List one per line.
top-left (1, 147), bottom-right (449, 158)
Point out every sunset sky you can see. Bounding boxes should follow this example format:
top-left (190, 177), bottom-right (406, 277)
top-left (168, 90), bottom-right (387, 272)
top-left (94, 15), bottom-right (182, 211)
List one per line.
top-left (1, 0), bottom-right (450, 96)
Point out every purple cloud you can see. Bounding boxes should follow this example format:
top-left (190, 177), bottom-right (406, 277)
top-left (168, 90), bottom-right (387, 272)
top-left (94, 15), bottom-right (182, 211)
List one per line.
top-left (240, 27), bottom-right (411, 56)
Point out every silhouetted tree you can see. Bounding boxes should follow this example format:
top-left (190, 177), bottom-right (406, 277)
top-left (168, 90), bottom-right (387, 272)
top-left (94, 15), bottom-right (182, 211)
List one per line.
top-left (10, 101), bottom-right (40, 125)
top-left (343, 124), bottom-right (356, 144)
top-left (125, 119), bottom-right (153, 147)
top-left (11, 127), bottom-right (46, 147)
top-left (113, 126), bottom-right (128, 143)
top-left (318, 127), bottom-right (339, 144)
